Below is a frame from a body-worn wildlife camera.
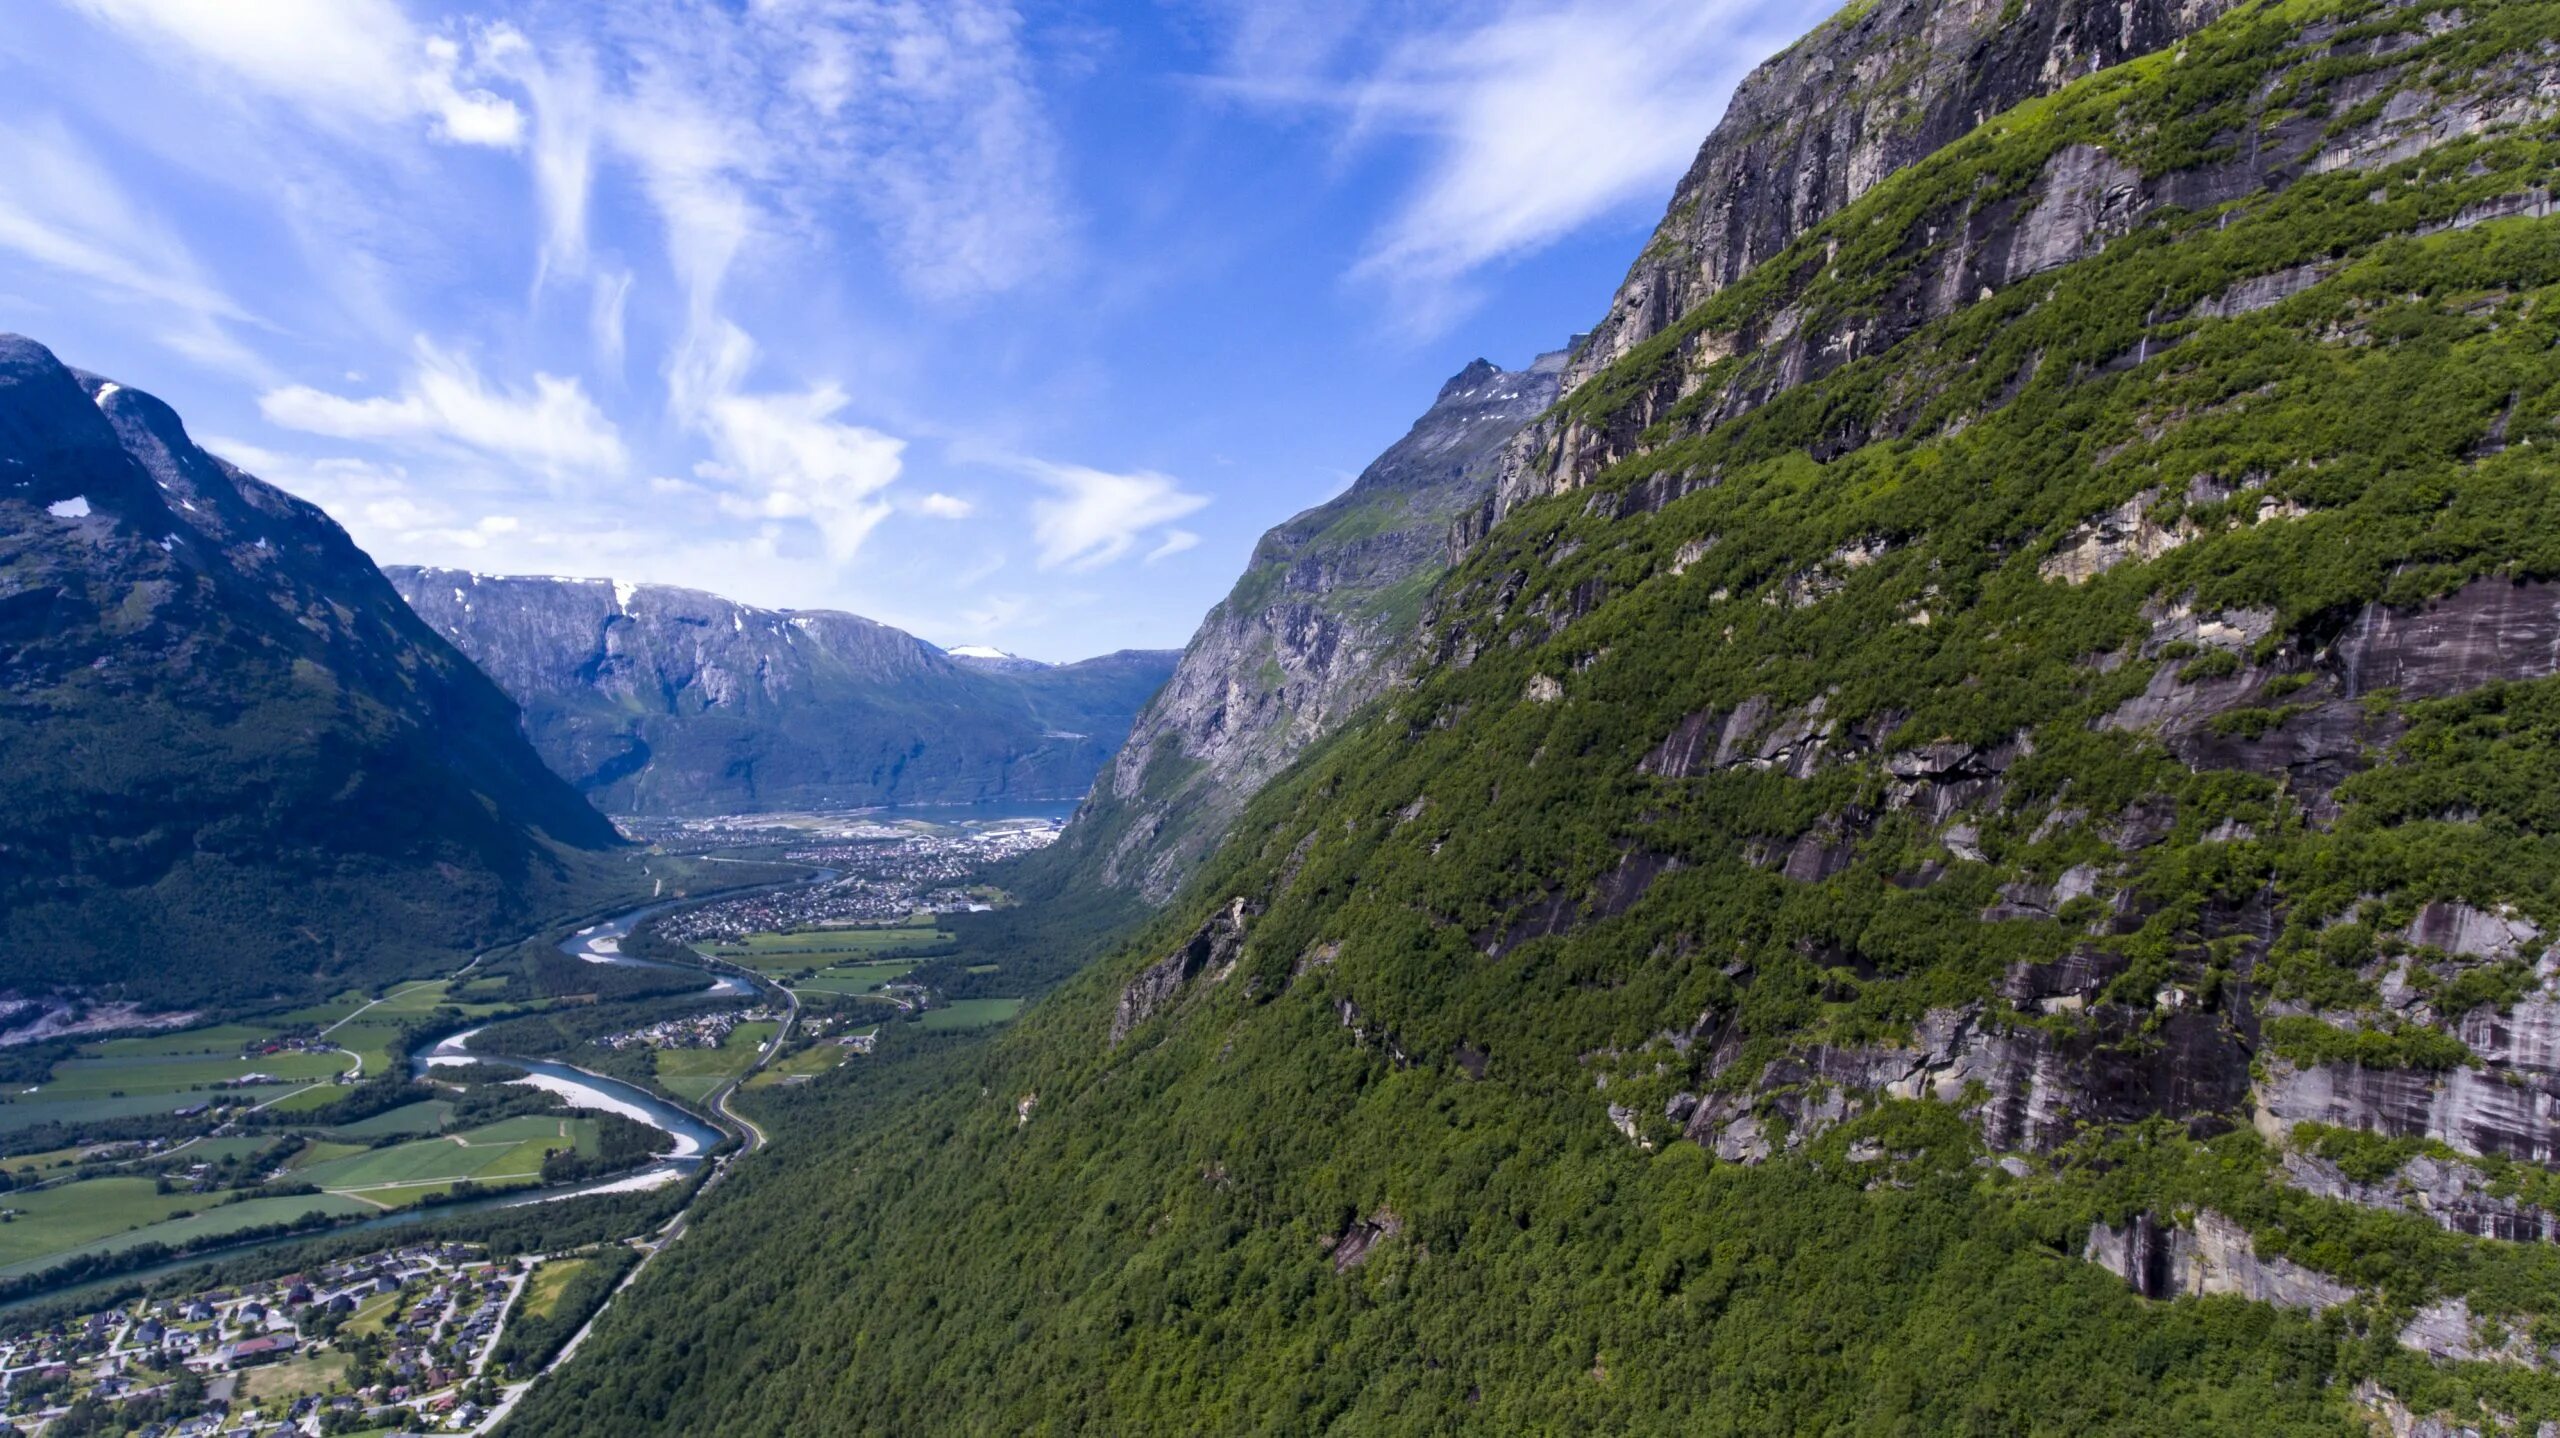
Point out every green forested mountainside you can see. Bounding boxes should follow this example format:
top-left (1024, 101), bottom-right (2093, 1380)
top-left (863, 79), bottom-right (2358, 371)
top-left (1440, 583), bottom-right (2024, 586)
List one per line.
top-left (0, 337), bottom-right (625, 1010)
top-left (512, 1), bottom-right (2560, 1432)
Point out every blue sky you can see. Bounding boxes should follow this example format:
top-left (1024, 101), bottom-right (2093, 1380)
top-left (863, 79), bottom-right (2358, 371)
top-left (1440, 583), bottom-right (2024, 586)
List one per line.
top-left (0, 0), bottom-right (1829, 659)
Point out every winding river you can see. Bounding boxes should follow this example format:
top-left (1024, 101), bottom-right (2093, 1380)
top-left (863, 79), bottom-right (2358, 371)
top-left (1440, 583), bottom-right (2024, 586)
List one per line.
top-left (4, 883), bottom-right (804, 1309)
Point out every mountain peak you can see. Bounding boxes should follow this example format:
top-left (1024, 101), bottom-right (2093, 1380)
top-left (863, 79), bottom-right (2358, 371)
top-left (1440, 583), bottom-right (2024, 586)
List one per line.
top-left (1434, 357), bottom-right (1504, 402)
top-left (945, 643), bottom-right (1040, 667)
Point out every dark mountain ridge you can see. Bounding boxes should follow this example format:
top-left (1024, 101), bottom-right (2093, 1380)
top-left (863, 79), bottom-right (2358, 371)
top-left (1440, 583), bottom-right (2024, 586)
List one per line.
top-left (387, 566), bottom-right (1177, 815)
top-left (0, 336), bottom-right (621, 1008)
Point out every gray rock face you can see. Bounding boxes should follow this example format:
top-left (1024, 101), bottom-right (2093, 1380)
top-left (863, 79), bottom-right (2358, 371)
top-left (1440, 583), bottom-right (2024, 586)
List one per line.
top-left (1061, 353), bottom-right (1566, 902)
top-left (1562, 0), bottom-right (2240, 400)
top-left (1683, 994), bottom-right (2252, 1160)
top-left (1483, 0), bottom-right (2560, 530)
top-left (2283, 1148), bottom-right (2560, 1244)
top-left (2352, 1380), bottom-right (2500, 1438)
top-left (2259, 1056), bottom-right (2554, 1166)
top-left (2398, 1296), bottom-right (2545, 1368)
top-left (1482, 0), bottom-right (2242, 526)
top-left (389, 568), bottom-right (1176, 815)
top-left (1110, 896), bottom-right (1255, 1045)
top-left (2085, 1210), bottom-right (2358, 1312)
top-left (2333, 579), bottom-right (2560, 700)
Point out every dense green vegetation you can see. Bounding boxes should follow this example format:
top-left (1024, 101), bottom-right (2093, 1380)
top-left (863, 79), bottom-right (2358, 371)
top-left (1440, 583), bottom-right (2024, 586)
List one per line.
top-left (496, 1), bottom-right (2560, 1432)
top-left (0, 333), bottom-right (629, 1009)
top-left (489, 1245), bottom-right (642, 1380)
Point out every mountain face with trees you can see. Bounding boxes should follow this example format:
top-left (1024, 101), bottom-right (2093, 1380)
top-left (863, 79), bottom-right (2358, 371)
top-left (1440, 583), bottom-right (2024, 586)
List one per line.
top-left (1052, 350), bottom-right (1567, 902)
top-left (509, 1), bottom-right (2560, 1432)
top-left (0, 337), bottom-right (622, 1009)
top-left (387, 568), bottom-right (1176, 816)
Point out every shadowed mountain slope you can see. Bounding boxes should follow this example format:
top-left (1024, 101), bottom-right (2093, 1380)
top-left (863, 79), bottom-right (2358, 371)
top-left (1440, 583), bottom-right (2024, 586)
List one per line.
top-left (0, 337), bottom-right (622, 1008)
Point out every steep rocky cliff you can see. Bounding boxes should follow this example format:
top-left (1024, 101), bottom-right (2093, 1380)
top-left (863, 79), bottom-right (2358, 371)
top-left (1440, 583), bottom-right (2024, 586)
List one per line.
top-left (1060, 351), bottom-right (1564, 900)
top-left (1478, 0), bottom-right (2244, 531)
top-left (0, 336), bottom-right (621, 1007)
top-left (1074, 0), bottom-right (2257, 906)
top-left (516, 2), bottom-right (2560, 1433)
top-left (388, 567), bottom-right (1176, 815)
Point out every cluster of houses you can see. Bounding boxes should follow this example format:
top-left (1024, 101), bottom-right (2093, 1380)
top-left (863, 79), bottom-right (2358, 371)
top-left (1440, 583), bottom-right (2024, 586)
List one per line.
top-left (594, 1005), bottom-right (780, 1053)
top-left (653, 818), bottom-right (1055, 944)
top-left (239, 1036), bottom-right (334, 1061)
top-left (0, 1241), bottom-right (540, 1435)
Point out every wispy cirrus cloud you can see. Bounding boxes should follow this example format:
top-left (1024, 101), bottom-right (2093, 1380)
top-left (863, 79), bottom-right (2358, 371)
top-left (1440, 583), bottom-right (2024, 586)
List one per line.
top-left (691, 357), bottom-right (907, 563)
top-left (1192, 0), bottom-right (1818, 332)
top-left (471, 0), bottom-right (1075, 566)
top-left (259, 338), bottom-right (625, 473)
top-left (1019, 460), bottom-right (1209, 572)
top-left (65, 0), bottom-right (525, 147)
top-left (0, 116), bottom-right (267, 377)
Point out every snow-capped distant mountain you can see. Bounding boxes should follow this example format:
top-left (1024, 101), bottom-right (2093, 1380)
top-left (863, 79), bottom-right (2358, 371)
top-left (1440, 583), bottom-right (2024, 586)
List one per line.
top-left (387, 567), bottom-right (1177, 814)
top-left (944, 643), bottom-right (1048, 671)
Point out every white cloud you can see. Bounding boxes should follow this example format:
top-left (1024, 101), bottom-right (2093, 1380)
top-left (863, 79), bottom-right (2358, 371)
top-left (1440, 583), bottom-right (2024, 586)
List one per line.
top-left (259, 339), bottom-right (626, 473)
top-left (0, 117), bottom-right (266, 377)
top-left (1198, 0), bottom-right (1814, 331)
top-left (917, 492), bottom-right (975, 519)
top-left (700, 385), bottom-right (904, 563)
top-left (66, 0), bottom-right (525, 147)
top-left (489, 0), bottom-right (1068, 312)
top-left (1146, 528), bottom-right (1201, 563)
top-left (662, 318), bottom-right (906, 564)
top-left (590, 269), bottom-right (634, 367)
top-left (1019, 460), bottom-right (1209, 572)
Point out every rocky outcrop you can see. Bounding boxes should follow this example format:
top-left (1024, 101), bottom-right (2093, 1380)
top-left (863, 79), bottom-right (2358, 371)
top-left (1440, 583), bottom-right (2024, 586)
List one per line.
top-left (390, 568), bottom-right (1176, 815)
top-left (0, 335), bottom-right (619, 1005)
top-left (1062, 352), bottom-right (1566, 902)
top-left (2398, 1296), bottom-right (2545, 1368)
top-left (1326, 1206), bottom-right (1403, 1272)
top-left (1485, 0), bottom-right (2560, 528)
top-left (1681, 990), bottom-right (2252, 1160)
top-left (1484, 0), bottom-right (2244, 525)
top-left (2084, 1209), bottom-right (2357, 1312)
top-left (2282, 1148), bottom-right (2560, 1244)
top-left (1109, 896), bottom-right (1255, 1045)
top-left (2257, 993), bottom-right (2560, 1165)
top-left (2333, 579), bottom-right (2560, 701)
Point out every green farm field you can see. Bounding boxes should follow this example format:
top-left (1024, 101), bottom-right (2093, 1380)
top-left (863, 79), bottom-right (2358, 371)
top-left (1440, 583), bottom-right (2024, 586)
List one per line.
top-left (312, 979), bottom-right (511, 1075)
top-left (919, 998), bottom-right (1023, 1032)
top-left (0, 1191), bottom-right (375, 1278)
top-left (0, 1087), bottom-right (303, 1135)
top-left (785, 961), bottom-right (918, 997)
top-left (704, 922), bottom-right (951, 972)
top-left (37, 1047), bottom-right (348, 1098)
top-left (523, 1254), bottom-right (595, 1320)
top-left (323, 1100), bottom-right (456, 1141)
top-left (745, 1041), bottom-right (856, 1088)
top-left (655, 1024), bottom-right (777, 1103)
top-left (237, 1349), bottom-right (354, 1403)
top-left (291, 1116), bottom-right (596, 1205)
top-left (0, 1176), bottom-right (211, 1267)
